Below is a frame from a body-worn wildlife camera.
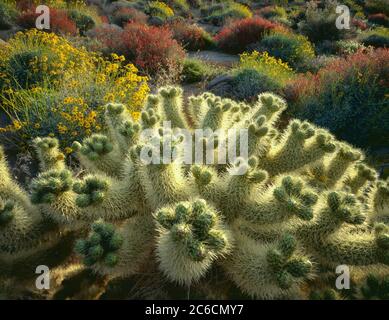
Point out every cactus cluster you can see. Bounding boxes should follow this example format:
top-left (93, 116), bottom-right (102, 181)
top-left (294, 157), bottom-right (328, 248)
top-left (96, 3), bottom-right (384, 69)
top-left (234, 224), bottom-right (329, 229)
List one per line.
top-left (0, 87), bottom-right (389, 299)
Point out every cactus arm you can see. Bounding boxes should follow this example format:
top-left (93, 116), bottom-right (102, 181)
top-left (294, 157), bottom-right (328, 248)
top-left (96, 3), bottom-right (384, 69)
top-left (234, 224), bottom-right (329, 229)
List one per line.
top-left (187, 95), bottom-right (208, 128)
top-left (33, 137), bottom-right (66, 172)
top-left (312, 230), bottom-right (388, 266)
top-left (155, 200), bottom-right (233, 286)
top-left (76, 216), bottom-right (155, 277)
top-left (133, 133), bottom-right (194, 210)
top-left (224, 157), bottom-right (268, 217)
top-left (72, 173), bottom-right (141, 220)
top-left (261, 122), bottom-right (336, 176)
top-left (104, 103), bottom-right (140, 153)
top-left (72, 134), bottom-right (124, 178)
top-left (141, 161), bottom-right (192, 210)
top-left (246, 115), bottom-right (271, 158)
top-left (368, 179), bottom-right (389, 224)
top-left (224, 233), bottom-right (312, 299)
top-left (0, 147), bottom-right (36, 212)
top-left (242, 175), bottom-right (318, 224)
top-left (297, 192), bottom-right (389, 266)
top-left (200, 97), bottom-right (239, 131)
top-left (342, 164), bottom-right (377, 195)
top-left (323, 144), bottom-right (363, 188)
top-left (252, 93), bottom-right (287, 128)
top-left (190, 165), bottom-right (225, 206)
top-left (158, 87), bottom-right (188, 129)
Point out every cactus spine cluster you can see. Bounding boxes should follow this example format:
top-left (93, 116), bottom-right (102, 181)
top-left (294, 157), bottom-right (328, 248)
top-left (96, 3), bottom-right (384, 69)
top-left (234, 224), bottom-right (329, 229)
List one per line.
top-left (0, 87), bottom-right (388, 299)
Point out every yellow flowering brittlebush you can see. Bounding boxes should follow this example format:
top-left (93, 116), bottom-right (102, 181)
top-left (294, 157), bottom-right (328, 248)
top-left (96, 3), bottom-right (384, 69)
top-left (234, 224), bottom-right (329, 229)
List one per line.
top-left (230, 3), bottom-right (253, 19)
top-left (149, 1), bottom-right (175, 19)
top-left (238, 51), bottom-right (294, 85)
top-left (0, 30), bottom-right (149, 149)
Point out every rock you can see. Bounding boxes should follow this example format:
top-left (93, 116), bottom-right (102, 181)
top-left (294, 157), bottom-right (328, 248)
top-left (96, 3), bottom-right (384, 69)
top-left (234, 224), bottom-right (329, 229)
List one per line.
top-left (148, 16), bottom-right (165, 27)
top-left (188, 50), bottom-right (239, 66)
top-left (206, 74), bottom-right (234, 90)
top-left (0, 26), bottom-right (22, 41)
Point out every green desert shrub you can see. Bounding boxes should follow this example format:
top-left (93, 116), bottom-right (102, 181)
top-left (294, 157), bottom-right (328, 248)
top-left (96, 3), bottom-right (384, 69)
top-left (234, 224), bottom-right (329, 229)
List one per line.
top-left (250, 31), bottom-right (315, 70)
top-left (68, 9), bottom-right (97, 35)
top-left (231, 68), bottom-right (279, 101)
top-left (360, 27), bottom-right (389, 48)
top-left (258, 5), bottom-right (290, 25)
top-left (166, 0), bottom-right (190, 15)
top-left (286, 49), bottom-right (389, 149)
top-left (201, 1), bottom-right (252, 26)
top-left (365, 0), bottom-right (389, 16)
top-left (5, 50), bottom-right (59, 90)
top-left (298, 0), bottom-right (350, 43)
top-left (182, 59), bottom-right (206, 83)
top-left (225, 50), bottom-right (294, 101)
top-left (0, 1), bottom-right (16, 30)
top-left (182, 58), bottom-right (223, 83)
top-left (335, 39), bottom-right (366, 55)
top-left (147, 1), bottom-right (175, 22)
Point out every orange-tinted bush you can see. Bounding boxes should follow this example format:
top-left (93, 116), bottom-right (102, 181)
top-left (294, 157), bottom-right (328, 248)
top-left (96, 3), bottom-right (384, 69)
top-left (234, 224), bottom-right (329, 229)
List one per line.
top-left (168, 20), bottom-right (214, 51)
top-left (17, 8), bottom-right (78, 36)
top-left (214, 17), bottom-right (278, 53)
top-left (91, 23), bottom-right (185, 76)
top-left (352, 18), bottom-right (368, 31)
top-left (111, 7), bottom-right (148, 27)
top-left (121, 23), bottom-right (186, 75)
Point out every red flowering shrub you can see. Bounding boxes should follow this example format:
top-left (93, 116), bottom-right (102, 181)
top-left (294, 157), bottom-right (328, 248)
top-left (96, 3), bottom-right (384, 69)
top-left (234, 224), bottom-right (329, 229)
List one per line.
top-left (91, 23), bottom-right (185, 77)
top-left (214, 17), bottom-right (278, 53)
top-left (168, 20), bottom-right (214, 51)
top-left (15, 0), bottom-right (35, 11)
top-left (87, 24), bottom-right (126, 54)
top-left (121, 23), bottom-right (186, 75)
top-left (352, 18), bottom-right (368, 30)
top-left (100, 15), bottom-right (109, 24)
top-left (285, 49), bottom-right (389, 149)
top-left (111, 7), bottom-right (148, 27)
top-left (17, 8), bottom-right (78, 36)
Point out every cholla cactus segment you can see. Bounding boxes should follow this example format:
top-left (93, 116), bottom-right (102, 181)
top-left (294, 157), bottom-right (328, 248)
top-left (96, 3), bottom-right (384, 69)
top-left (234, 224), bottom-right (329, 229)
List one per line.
top-left (359, 274), bottom-right (389, 299)
top-left (370, 179), bottom-right (389, 223)
top-left (31, 170), bottom-right (73, 204)
top-left (224, 233), bottom-right (312, 299)
top-left (33, 137), bottom-right (66, 172)
top-left (253, 92), bottom-right (287, 127)
top-left (0, 86), bottom-right (389, 299)
top-left (155, 200), bottom-right (232, 285)
top-left (0, 197), bottom-right (14, 226)
top-left (242, 175), bottom-right (319, 224)
top-left (72, 134), bottom-right (124, 177)
top-left (75, 221), bottom-right (123, 267)
top-left (73, 176), bottom-right (109, 208)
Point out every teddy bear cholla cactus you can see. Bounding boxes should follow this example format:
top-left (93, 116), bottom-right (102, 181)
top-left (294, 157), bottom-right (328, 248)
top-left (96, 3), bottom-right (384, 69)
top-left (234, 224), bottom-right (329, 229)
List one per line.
top-left (0, 86), bottom-right (389, 299)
